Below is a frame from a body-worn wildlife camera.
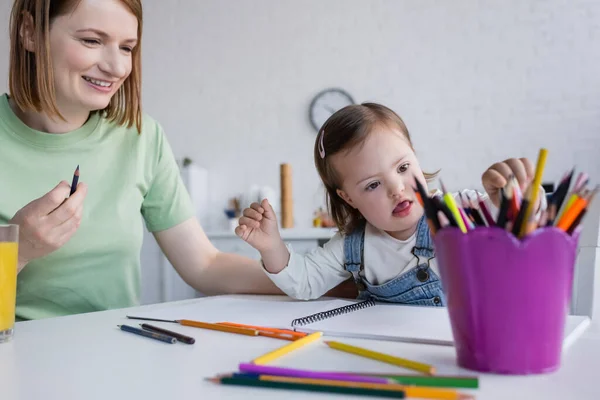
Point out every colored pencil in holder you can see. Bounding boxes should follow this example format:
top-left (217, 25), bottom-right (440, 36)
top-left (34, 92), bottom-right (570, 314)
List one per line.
top-left (432, 195), bottom-right (459, 228)
top-left (466, 198), bottom-right (486, 227)
top-left (440, 180), bottom-right (467, 233)
top-left (511, 186), bottom-right (531, 236)
top-left (496, 186), bottom-right (511, 229)
top-left (414, 177), bottom-right (441, 231)
top-left (547, 170), bottom-right (574, 226)
top-left (437, 210), bottom-right (451, 228)
top-left (566, 209), bottom-right (587, 235)
top-left (416, 192), bottom-right (439, 236)
top-left (518, 148), bottom-right (548, 237)
top-left (476, 193), bottom-right (495, 226)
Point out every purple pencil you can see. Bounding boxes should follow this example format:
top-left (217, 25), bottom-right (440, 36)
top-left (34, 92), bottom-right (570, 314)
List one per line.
top-left (238, 363), bottom-right (390, 384)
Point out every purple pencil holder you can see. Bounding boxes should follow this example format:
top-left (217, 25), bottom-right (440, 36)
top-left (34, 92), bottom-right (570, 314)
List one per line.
top-left (433, 226), bottom-right (579, 375)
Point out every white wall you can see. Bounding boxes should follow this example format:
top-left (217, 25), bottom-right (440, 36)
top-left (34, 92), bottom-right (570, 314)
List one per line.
top-left (1, 0), bottom-right (598, 229)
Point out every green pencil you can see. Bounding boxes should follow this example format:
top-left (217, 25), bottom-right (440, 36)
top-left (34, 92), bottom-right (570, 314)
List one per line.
top-left (339, 372), bottom-right (479, 389)
top-left (385, 375), bottom-right (479, 389)
top-left (208, 376), bottom-right (406, 398)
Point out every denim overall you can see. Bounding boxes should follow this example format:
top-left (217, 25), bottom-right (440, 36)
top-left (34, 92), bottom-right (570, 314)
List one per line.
top-left (343, 215), bottom-right (446, 306)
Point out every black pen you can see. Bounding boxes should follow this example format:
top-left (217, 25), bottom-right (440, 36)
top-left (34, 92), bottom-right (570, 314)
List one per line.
top-left (140, 323), bottom-right (196, 344)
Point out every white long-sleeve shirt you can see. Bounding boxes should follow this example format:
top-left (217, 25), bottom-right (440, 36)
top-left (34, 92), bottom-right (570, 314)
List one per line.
top-left (263, 188), bottom-right (546, 300)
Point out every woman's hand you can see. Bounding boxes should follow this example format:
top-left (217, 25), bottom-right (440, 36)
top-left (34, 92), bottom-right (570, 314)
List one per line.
top-left (10, 181), bottom-right (87, 272)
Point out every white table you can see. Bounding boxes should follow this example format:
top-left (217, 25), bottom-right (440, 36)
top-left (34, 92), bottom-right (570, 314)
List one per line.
top-left (1, 295), bottom-right (599, 400)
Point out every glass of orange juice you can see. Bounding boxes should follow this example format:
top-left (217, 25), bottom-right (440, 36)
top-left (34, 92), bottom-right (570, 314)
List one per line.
top-left (0, 224), bottom-right (18, 343)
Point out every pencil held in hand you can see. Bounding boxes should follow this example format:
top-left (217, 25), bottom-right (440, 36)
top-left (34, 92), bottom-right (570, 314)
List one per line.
top-left (69, 165), bottom-right (80, 197)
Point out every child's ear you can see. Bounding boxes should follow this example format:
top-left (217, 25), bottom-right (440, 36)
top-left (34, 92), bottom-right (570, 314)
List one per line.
top-left (19, 12), bottom-right (36, 53)
top-left (336, 189), bottom-right (356, 209)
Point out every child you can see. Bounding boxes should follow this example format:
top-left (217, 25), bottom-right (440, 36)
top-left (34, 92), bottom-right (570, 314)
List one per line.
top-left (235, 103), bottom-right (543, 305)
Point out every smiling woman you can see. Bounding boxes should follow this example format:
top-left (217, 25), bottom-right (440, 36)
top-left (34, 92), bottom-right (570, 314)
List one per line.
top-left (0, 0), bottom-right (286, 322)
top-left (9, 0), bottom-right (142, 133)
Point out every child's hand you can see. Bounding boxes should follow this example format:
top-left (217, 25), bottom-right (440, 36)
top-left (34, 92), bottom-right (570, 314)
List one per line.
top-left (235, 199), bottom-right (282, 253)
top-left (481, 158), bottom-right (534, 208)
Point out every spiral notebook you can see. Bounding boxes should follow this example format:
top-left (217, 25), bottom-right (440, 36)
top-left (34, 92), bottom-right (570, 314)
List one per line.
top-left (287, 299), bottom-right (591, 349)
top-left (289, 299), bottom-right (458, 346)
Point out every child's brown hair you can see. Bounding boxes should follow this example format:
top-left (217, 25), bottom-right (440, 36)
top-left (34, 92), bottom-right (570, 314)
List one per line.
top-left (314, 103), bottom-right (438, 235)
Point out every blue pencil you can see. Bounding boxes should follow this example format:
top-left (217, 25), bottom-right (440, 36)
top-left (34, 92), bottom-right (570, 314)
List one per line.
top-left (118, 324), bottom-right (176, 344)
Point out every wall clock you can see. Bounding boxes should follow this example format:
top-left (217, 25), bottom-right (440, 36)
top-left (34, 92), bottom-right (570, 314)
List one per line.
top-left (309, 88), bottom-right (355, 132)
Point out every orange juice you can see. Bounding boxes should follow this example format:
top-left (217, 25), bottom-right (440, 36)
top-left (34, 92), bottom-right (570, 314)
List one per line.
top-left (0, 242), bottom-right (18, 332)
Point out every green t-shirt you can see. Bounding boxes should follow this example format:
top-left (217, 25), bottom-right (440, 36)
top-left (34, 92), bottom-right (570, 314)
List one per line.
top-left (0, 94), bottom-right (195, 320)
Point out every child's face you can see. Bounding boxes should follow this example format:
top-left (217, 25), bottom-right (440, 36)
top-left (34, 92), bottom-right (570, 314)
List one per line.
top-left (47, 0), bottom-right (138, 115)
top-left (333, 125), bottom-right (427, 240)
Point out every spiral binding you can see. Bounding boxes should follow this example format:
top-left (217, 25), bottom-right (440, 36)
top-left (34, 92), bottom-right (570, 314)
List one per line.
top-left (291, 299), bottom-right (376, 328)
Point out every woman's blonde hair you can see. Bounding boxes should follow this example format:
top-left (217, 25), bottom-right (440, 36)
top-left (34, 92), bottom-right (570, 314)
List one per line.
top-left (8, 0), bottom-right (143, 132)
top-left (314, 103), bottom-right (439, 235)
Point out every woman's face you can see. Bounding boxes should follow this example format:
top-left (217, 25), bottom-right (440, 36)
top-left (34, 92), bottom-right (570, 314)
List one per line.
top-left (47, 0), bottom-right (138, 115)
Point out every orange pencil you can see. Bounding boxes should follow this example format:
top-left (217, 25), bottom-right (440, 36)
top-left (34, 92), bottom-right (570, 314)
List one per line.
top-left (556, 197), bottom-right (587, 232)
top-left (217, 322), bottom-right (307, 340)
top-left (178, 320), bottom-right (259, 336)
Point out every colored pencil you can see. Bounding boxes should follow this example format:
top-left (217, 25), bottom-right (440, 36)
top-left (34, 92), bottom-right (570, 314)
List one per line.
top-left (512, 185), bottom-right (531, 236)
top-left (476, 193), bottom-right (495, 226)
top-left (414, 177), bottom-right (441, 231)
top-left (547, 169), bottom-right (574, 225)
top-left (217, 322), bottom-right (306, 340)
top-left (458, 207), bottom-right (474, 231)
top-left (573, 172), bottom-right (589, 192)
top-left (208, 375), bottom-right (407, 398)
top-left (257, 375), bottom-right (472, 399)
top-left (324, 341), bottom-right (435, 375)
top-left (178, 319), bottom-right (259, 336)
top-left (518, 148), bottom-right (548, 237)
top-left (467, 199), bottom-right (486, 226)
top-left (566, 209), bottom-right (587, 235)
top-left (118, 324), bottom-right (176, 344)
top-left (416, 191), bottom-right (438, 235)
top-left (432, 195), bottom-right (459, 227)
top-left (252, 331), bottom-right (322, 365)
top-left (556, 193), bottom-right (578, 224)
top-left (69, 165), bottom-right (80, 197)
top-left (218, 322), bottom-right (306, 337)
top-left (237, 363), bottom-right (390, 384)
top-left (438, 210), bottom-right (450, 228)
top-left (345, 373), bottom-right (479, 389)
top-left (512, 175), bottom-right (523, 205)
top-left (496, 186), bottom-right (511, 228)
top-left (125, 316), bottom-right (259, 336)
top-left (440, 180), bottom-right (467, 233)
top-left (557, 196), bottom-right (587, 232)
top-left (140, 323), bottom-right (195, 344)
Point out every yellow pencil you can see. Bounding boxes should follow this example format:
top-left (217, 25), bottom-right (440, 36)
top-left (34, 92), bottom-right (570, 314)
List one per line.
top-left (554, 193), bottom-right (578, 226)
top-left (252, 331), bottom-right (323, 365)
top-left (440, 180), bottom-right (467, 233)
top-left (325, 341), bottom-right (436, 375)
top-left (518, 148), bottom-right (548, 237)
top-left (259, 375), bottom-right (471, 400)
